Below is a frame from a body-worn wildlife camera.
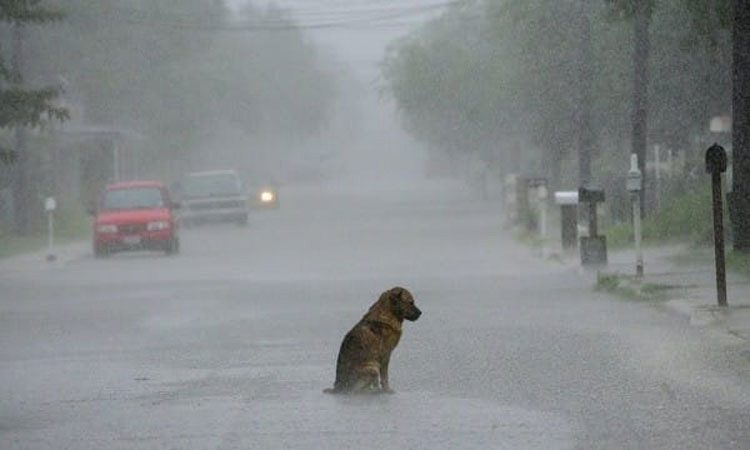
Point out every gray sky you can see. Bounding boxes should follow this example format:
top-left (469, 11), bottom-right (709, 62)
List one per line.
top-left (223, 1), bottom-right (453, 185)
top-left (227, 0), bottom-right (451, 78)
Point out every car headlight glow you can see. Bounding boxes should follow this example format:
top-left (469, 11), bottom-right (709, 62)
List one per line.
top-left (96, 224), bottom-right (118, 234)
top-left (147, 221), bottom-right (170, 231)
top-left (260, 191), bottom-right (275, 203)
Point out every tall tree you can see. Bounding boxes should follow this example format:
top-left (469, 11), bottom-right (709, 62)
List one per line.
top-left (732, 0), bottom-right (750, 250)
top-left (24, 1), bottom-right (335, 178)
top-left (0, 0), bottom-right (67, 233)
top-left (632, 0), bottom-right (652, 215)
top-left (606, 0), bottom-right (654, 214)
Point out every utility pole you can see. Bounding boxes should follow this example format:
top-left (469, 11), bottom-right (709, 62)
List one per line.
top-left (11, 21), bottom-right (29, 234)
top-left (632, 0), bottom-right (651, 217)
top-left (577, 0), bottom-right (594, 186)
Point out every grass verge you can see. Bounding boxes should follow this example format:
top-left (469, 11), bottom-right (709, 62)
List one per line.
top-left (596, 272), bottom-right (680, 302)
top-left (604, 183), bottom-right (715, 249)
top-left (727, 251), bottom-right (750, 278)
top-left (0, 201), bottom-right (90, 259)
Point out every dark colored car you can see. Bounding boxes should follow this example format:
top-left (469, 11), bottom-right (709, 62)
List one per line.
top-left (92, 181), bottom-right (180, 257)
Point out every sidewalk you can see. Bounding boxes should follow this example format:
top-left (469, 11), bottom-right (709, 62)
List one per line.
top-left (0, 240), bottom-right (90, 275)
top-left (603, 245), bottom-right (750, 342)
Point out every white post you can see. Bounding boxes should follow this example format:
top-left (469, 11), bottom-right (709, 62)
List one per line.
top-left (627, 154), bottom-right (643, 277)
top-left (633, 192), bottom-right (643, 277)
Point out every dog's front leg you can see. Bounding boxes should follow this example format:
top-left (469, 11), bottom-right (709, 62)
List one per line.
top-left (380, 355), bottom-right (395, 394)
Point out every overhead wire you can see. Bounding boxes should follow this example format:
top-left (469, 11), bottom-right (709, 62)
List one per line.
top-left (70, 1), bottom-right (467, 32)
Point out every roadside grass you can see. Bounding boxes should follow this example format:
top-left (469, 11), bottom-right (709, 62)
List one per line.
top-left (666, 247), bottom-right (750, 279)
top-left (596, 272), bottom-right (681, 302)
top-left (727, 251), bottom-right (750, 278)
top-left (666, 246), bottom-right (715, 266)
top-left (605, 184), bottom-right (715, 249)
top-left (0, 201), bottom-right (90, 259)
top-left (604, 222), bottom-right (635, 248)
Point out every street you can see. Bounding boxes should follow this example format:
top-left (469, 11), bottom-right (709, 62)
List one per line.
top-left (1, 180), bottom-right (750, 449)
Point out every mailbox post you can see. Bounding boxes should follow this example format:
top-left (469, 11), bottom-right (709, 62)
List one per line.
top-left (627, 154), bottom-right (644, 277)
top-left (516, 177), bottom-right (530, 231)
top-left (528, 177), bottom-right (548, 237)
top-left (554, 191), bottom-right (578, 253)
top-left (578, 185), bottom-right (607, 266)
top-left (44, 197), bottom-right (57, 262)
top-left (538, 184), bottom-right (548, 243)
top-left (706, 143), bottom-right (728, 307)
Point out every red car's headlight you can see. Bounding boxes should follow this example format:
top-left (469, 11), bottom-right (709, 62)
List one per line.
top-left (96, 224), bottom-right (118, 234)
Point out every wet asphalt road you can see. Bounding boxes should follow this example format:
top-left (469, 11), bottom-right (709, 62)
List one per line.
top-left (1, 181), bottom-right (750, 449)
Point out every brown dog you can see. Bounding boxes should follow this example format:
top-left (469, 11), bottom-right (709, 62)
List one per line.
top-left (324, 286), bottom-right (421, 394)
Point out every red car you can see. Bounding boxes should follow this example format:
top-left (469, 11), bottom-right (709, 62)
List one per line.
top-left (92, 181), bottom-right (180, 257)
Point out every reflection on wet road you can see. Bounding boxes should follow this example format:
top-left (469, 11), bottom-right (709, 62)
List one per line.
top-left (1, 181), bottom-right (749, 449)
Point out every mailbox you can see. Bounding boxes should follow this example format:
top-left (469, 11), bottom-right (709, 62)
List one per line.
top-left (705, 143), bottom-right (727, 174)
top-left (44, 197), bottom-right (57, 212)
top-left (626, 154), bottom-right (642, 193)
top-left (554, 191), bottom-right (578, 205)
top-left (578, 185), bottom-right (605, 203)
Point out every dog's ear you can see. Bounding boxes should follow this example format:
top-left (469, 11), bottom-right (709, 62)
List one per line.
top-left (388, 287), bottom-right (405, 302)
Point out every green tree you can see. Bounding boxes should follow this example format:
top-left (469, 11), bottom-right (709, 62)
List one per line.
top-left (384, 0), bottom-right (734, 200)
top-left (0, 0), bottom-right (68, 233)
top-left (0, 0), bottom-right (67, 156)
top-left (675, 0), bottom-right (750, 251)
top-left (24, 1), bottom-right (336, 179)
top-left (731, 0), bottom-right (750, 251)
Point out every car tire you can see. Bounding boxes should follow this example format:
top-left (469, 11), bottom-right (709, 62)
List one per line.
top-left (164, 238), bottom-right (179, 255)
top-left (94, 243), bottom-right (109, 258)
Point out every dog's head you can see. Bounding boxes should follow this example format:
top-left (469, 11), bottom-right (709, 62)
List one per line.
top-left (387, 286), bottom-right (421, 322)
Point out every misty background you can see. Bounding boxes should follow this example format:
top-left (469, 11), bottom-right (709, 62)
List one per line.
top-left (0, 0), bottom-right (445, 234)
top-left (0, 0), bottom-right (736, 243)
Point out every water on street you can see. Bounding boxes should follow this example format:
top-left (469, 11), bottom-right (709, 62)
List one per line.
top-left (2, 180), bottom-right (750, 449)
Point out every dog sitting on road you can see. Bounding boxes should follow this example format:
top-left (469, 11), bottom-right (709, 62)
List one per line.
top-left (324, 286), bottom-right (421, 394)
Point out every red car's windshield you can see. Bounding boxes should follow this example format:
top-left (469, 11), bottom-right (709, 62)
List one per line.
top-left (102, 187), bottom-right (165, 211)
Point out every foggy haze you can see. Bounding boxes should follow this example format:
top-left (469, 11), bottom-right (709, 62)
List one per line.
top-left (4, 2), bottom-right (750, 449)
top-left (217, 0), bottom-right (451, 192)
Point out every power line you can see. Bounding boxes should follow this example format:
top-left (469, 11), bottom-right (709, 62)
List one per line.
top-left (71, 1), bottom-right (464, 32)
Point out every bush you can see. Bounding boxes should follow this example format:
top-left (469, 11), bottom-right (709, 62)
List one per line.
top-left (645, 183), bottom-right (714, 244)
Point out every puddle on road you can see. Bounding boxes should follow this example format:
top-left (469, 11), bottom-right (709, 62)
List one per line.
top-left (236, 391), bottom-right (575, 449)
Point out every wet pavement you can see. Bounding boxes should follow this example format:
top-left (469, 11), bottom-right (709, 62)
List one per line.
top-left (2, 181), bottom-right (750, 449)
top-left (604, 245), bottom-right (750, 342)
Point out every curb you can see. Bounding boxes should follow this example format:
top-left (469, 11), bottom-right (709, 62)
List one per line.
top-left (0, 241), bottom-right (90, 272)
top-left (663, 298), bottom-right (750, 341)
top-left (664, 299), bottom-right (720, 327)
